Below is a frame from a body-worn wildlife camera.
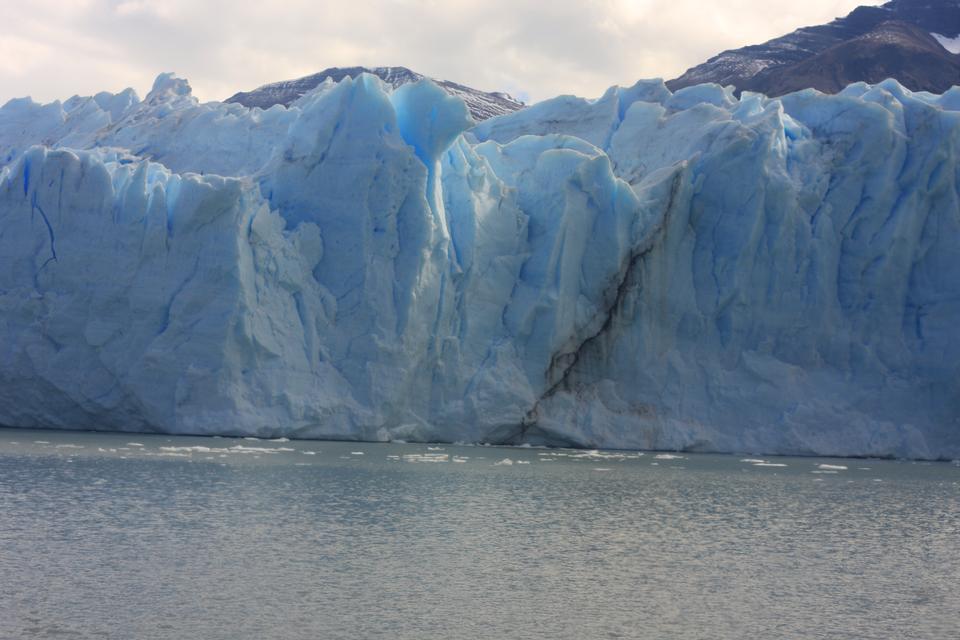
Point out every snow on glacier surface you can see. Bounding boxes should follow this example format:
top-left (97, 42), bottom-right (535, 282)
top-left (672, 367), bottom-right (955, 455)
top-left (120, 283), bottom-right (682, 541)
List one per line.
top-left (0, 72), bottom-right (957, 459)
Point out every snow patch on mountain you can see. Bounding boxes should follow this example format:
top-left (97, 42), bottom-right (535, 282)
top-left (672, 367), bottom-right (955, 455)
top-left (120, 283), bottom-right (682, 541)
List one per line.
top-left (932, 32), bottom-right (960, 53)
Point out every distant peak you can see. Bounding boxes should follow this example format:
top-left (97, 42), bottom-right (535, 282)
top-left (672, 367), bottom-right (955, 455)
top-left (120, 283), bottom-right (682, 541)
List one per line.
top-left (224, 66), bottom-right (524, 121)
top-left (668, 0), bottom-right (960, 96)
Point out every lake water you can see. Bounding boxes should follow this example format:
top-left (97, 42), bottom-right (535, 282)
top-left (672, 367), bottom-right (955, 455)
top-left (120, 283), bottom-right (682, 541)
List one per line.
top-left (0, 428), bottom-right (957, 639)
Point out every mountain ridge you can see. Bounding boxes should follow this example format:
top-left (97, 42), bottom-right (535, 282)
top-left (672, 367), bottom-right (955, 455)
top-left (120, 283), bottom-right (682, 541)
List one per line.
top-left (668, 0), bottom-right (960, 95)
top-left (225, 65), bottom-right (525, 121)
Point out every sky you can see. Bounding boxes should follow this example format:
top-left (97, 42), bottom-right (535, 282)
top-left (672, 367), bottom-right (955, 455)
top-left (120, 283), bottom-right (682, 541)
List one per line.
top-left (0, 0), bottom-right (882, 105)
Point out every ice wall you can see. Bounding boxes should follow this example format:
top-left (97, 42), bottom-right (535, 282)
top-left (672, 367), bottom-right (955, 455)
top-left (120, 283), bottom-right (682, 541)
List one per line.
top-left (0, 74), bottom-right (957, 458)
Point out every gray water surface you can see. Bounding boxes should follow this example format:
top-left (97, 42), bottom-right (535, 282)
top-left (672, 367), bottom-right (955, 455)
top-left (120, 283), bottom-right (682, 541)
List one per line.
top-left (0, 428), bottom-right (957, 639)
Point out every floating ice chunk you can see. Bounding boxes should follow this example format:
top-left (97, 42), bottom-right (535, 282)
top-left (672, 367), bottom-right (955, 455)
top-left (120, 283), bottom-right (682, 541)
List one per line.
top-left (494, 458), bottom-right (514, 466)
top-left (402, 453), bottom-right (448, 463)
top-left (817, 464), bottom-right (848, 471)
top-left (229, 445), bottom-right (283, 454)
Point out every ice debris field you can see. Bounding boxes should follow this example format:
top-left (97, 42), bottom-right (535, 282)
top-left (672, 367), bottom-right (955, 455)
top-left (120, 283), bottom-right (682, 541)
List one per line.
top-left (0, 72), bottom-right (958, 459)
top-left (2, 429), bottom-right (922, 482)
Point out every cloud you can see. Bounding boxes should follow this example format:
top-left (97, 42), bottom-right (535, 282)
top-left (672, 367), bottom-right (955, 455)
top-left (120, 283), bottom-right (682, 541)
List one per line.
top-left (0, 0), bottom-right (880, 105)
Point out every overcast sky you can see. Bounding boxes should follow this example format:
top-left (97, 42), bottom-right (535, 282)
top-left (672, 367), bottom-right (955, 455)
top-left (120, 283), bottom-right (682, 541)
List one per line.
top-left (1, 0), bottom-right (881, 105)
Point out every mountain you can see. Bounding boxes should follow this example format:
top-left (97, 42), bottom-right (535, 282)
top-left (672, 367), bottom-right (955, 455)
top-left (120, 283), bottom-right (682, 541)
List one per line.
top-left (669, 0), bottom-right (960, 95)
top-left (752, 21), bottom-right (960, 96)
top-left (225, 65), bottom-right (524, 121)
top-left (1, 73), bottom-right (958, 459)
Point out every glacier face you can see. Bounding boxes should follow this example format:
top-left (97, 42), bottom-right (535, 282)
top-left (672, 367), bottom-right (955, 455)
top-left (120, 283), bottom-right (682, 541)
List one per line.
top-left (0, 73), bottom-right (957, 459)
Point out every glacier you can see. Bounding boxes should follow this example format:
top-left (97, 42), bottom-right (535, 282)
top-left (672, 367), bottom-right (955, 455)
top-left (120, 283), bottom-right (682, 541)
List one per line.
top-left (0, 72), bottom-right (957, 459)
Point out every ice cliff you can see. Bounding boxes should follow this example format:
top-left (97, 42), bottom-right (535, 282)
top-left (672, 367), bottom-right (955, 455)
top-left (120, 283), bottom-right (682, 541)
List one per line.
top-left (1, 73), bottom-right (957, 459)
